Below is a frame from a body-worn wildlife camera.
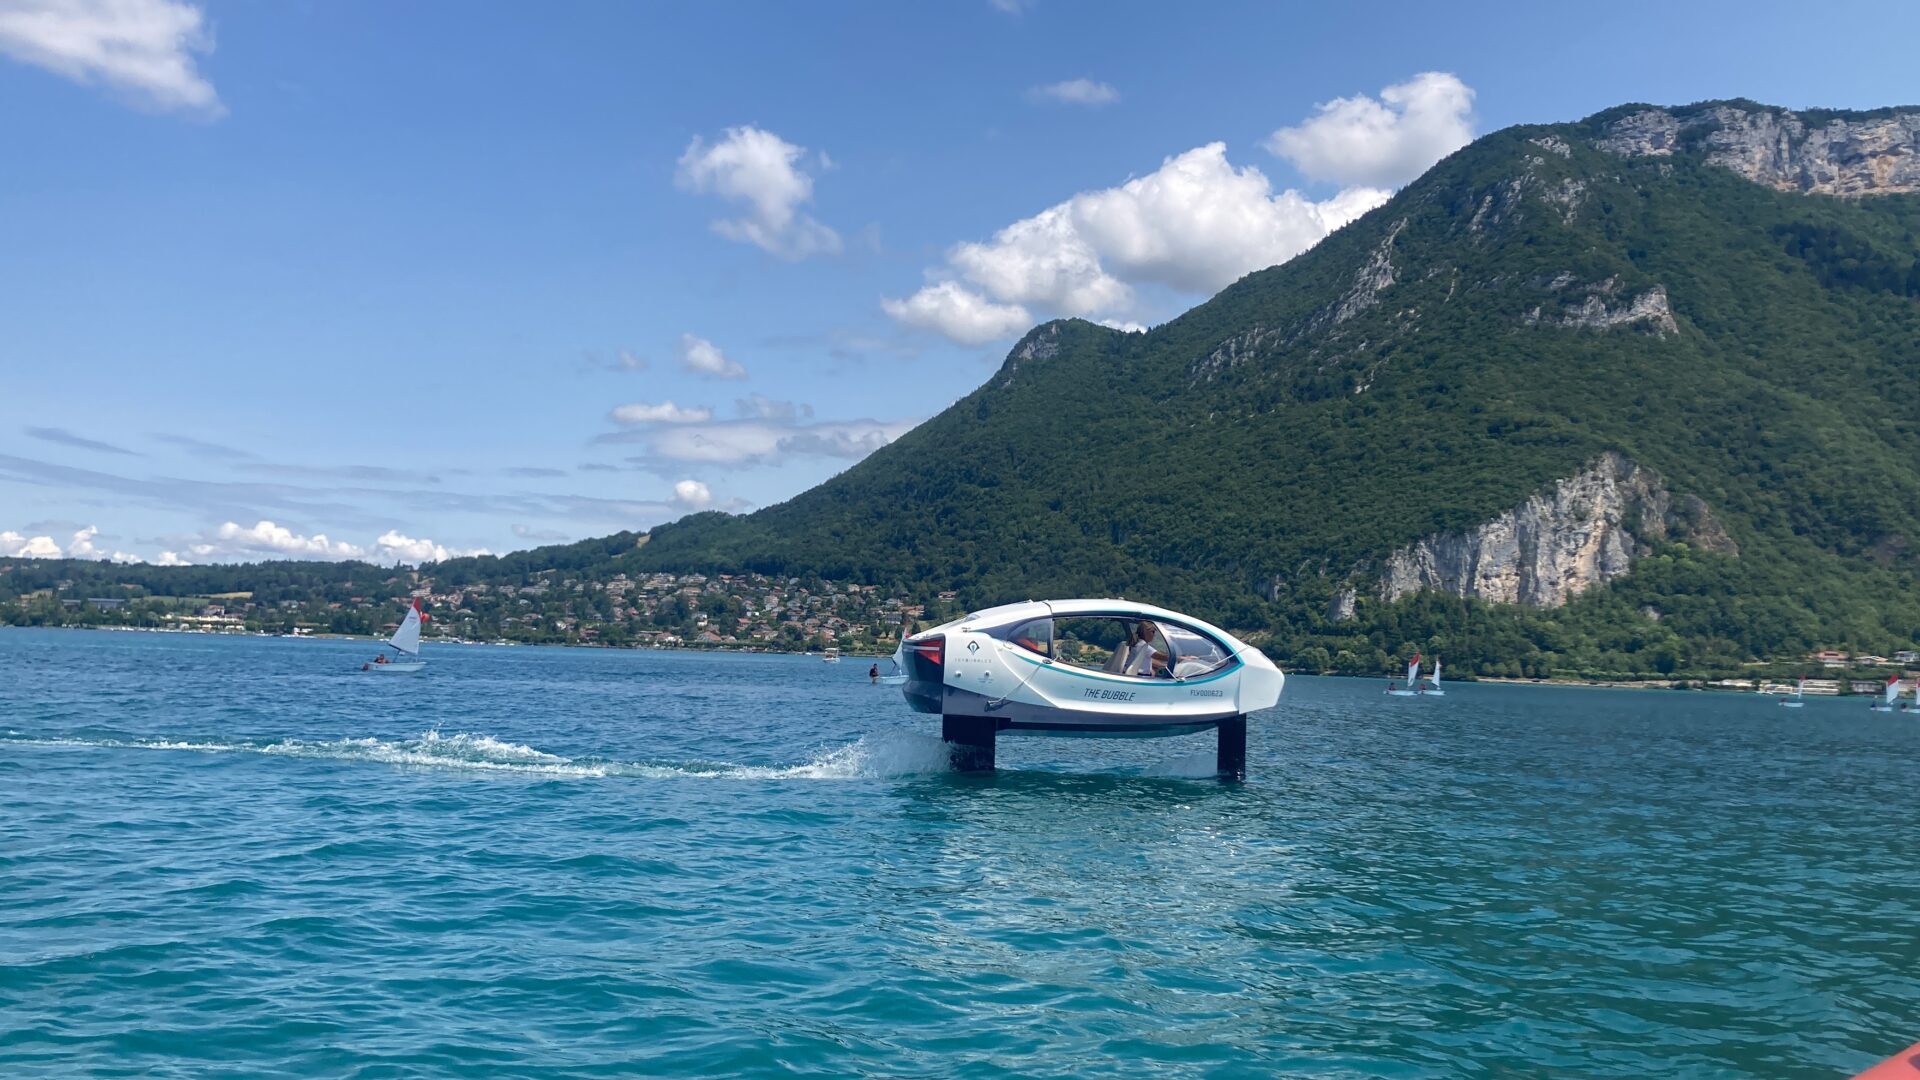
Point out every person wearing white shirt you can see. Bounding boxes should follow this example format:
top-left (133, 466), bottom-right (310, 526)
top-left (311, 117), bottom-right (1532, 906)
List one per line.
top-left (1126, 621), bottom-right (1166, 677)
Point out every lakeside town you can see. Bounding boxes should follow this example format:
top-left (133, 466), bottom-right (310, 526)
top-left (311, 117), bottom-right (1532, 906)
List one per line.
top-left (0, 567), bottom-right (962, 657)
top-left (8, 563), bottom-right (1920, 694)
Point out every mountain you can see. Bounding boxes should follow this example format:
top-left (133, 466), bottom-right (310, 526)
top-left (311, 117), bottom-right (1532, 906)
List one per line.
top-left (630, 100), bottom-right (1920, 677)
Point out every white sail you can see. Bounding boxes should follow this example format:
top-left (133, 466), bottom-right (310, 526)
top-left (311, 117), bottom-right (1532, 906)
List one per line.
top-left (1794, 677), bottom-right (1805, 700)
top-left (1406, 655), bottom-right (1421, 685)
top-left (1431, 659), bottom-right (1442, 688)
top-left (1887, 677), bottom-right (1902, 705)
top-left (389, 601), bottom-right (423, 656)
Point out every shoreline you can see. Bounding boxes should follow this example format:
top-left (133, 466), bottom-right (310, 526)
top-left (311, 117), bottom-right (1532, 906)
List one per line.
top-left (5, 625), bottom-right (1860, 693)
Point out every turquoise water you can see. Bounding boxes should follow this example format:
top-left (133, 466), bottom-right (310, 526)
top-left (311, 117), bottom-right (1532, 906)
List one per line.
top-left (2, 628), bottom-right (1915, 1078)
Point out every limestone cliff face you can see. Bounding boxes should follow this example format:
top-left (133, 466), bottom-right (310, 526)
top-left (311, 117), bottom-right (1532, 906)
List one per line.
top-left (1524, 277), bottom-right (1678, 336)
top-left (1367, 453), bottom-right (1734, 610)
top-left (1597, 104), bottom-right (1920, 195)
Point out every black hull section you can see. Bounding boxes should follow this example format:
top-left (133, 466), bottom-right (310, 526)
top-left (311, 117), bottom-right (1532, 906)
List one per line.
top-left (932, 685), bottom-right (1232, 738)
top-left (939, 709), bottom-right (1249, 776)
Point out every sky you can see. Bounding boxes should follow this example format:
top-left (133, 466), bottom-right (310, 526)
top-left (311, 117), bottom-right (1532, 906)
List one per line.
top-left (3, 0), bottom-right (1917, 565)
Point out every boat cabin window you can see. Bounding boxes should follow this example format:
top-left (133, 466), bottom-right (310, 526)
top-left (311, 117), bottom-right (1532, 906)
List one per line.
top-left (1031, 615), bottom-right (1239, 680)
top-left (1005, 617), bottom-right (1052, 657)
top-left (1050, 617), bottom-right (1136, 671)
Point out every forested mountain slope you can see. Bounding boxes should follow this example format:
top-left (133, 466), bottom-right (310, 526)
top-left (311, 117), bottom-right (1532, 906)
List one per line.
top-left (632, 100), bottom-right (1920, 675)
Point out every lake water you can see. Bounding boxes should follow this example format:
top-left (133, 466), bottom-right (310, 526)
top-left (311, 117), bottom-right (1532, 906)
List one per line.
top-left (2, 627), bottom-right (1915, 1078)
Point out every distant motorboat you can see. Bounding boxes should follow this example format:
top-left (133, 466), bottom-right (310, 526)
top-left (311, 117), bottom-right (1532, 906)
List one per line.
top-left (1869, 675), bottom-right (1899, 712)
top-left (1779, 677), bottom-right (1805, 708)
top-left (1386, 654), bottom-right (1422, 696)
top-left (362, 599), bottom-right (428, 673)
top-left (1421, 657), bottom-right (1446, 696)
top-left (822, 647), bottom-right (841, 664)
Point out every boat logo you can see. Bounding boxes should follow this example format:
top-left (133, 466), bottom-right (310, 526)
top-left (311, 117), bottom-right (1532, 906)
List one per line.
top-left (967, 640), bottom-right (980, 654)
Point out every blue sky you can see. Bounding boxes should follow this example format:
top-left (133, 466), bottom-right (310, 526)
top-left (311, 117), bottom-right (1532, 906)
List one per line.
top-left (3, 0), bottom-right (1917, 564)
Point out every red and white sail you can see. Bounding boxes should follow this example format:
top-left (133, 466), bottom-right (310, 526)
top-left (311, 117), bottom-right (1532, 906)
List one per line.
top-left (389, 599), bottom-right (425, 656)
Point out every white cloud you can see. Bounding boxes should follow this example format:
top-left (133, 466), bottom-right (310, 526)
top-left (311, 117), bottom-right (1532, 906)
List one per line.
top-left (613, 417), bottom-right (919, 470)
top-left (0, 0), bottom-right (222, 115)
top-left (159, 520), bottom-right (487, 566)
top-left (1, 524), bottom-right (138, 561)
top-left (677, 333), bottom-right (747, 380)
top-left (675, 125), bottom-right (840, 259)
top-left (203, 520), bottom-right (361, 559)
top-left (1264, 71), bottom-right (1475, 188)
top-left (609, 400), bottom-right (714, 425)
top-left (1030, 78), bottom-right (1119, 106)
top-left (370, 530), bottom-right (485, 565)
top-left (735, 394), bottom-right (813, 421)
top-left (671, 479), bottom-right (712, 510)
top-left (885, 144), bottom-right (1386, 343)
top-left (61, 524), bottom-right (138, 561)
top-left (881, 281), bottom-right (1033, 346)
top-left (1, 529), bottom-right (62, 558)
top-left (885, 73), bottom-right (1477, 345)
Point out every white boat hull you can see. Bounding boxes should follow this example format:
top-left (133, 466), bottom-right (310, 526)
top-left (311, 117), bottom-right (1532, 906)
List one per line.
top-left (362, 661), bottom-right (426, 673)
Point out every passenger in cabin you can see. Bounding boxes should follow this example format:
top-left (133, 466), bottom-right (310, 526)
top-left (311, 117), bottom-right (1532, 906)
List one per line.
top-left (1127, 621), bottom-right (1168, 678)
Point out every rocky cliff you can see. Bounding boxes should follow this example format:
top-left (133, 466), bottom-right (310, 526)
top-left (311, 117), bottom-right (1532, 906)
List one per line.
top-left (1597, 103), bottom-right (1920, 195)
top-left (1366, 453), bottom-right (1734, 610)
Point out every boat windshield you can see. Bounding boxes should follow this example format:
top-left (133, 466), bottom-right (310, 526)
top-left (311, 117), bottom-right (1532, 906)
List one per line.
top-left (1161, 624), bottom-right (1233, 678)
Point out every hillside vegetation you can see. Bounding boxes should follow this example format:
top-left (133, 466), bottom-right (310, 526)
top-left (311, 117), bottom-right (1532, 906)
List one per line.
top-left (629, 101), bottom-right (1920, 678)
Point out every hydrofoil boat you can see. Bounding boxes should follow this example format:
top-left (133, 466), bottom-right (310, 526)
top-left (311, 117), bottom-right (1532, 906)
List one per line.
top-left (893, 599), bottom-right (1284, 776)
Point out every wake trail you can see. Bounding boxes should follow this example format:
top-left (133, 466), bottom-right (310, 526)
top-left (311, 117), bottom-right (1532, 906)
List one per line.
top-left (0, 728), bottom-right (955, 781)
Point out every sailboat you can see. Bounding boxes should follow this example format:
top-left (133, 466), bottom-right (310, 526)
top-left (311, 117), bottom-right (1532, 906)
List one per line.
top-left (1421, 657), bottom-right (1446, 696)
top-left (361, 599), bottom-right (428, 673)
top-left (1386, 654), bottom-right (1422, 696)
top-left (1870, 675), bottom-right (1900, 712)
top-left (875, 630), bottom-right (909, 685)
top-left (1778, 677), bottom-right (1805, 708)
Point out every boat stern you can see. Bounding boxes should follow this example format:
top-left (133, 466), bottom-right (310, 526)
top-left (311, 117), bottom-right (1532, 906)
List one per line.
top-left (898, 632), bottom-right (946, 714)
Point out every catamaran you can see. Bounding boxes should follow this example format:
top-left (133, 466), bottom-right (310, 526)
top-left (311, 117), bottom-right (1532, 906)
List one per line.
top-left (1386, 654), bottom-right (1422, 696)
top-left (1870, 675), bottom-right (1901, 712)
top-left (1421, 657), bottom-right (1446, 696)
top-left (361, 599), bottom-right (428, 673)
top-left (1778, 677), bottom-right (1805, 708)
top-left (893, 599), bottom-right (1284, 775)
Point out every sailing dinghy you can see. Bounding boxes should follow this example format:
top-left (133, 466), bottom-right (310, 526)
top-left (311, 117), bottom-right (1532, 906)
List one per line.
top-left (1871, 675), bottom-right (1900, 712)
top-left (362, 599), bottom-right (428, 673)
top-left (1778, 677), bottom-right (1805, 707)
top-left (1386, 654), bottom-right (1422, 696)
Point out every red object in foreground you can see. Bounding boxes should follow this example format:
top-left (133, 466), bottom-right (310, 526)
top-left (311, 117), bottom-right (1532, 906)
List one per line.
top-left (1854, 1043), bottom-right (1920, 1079)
